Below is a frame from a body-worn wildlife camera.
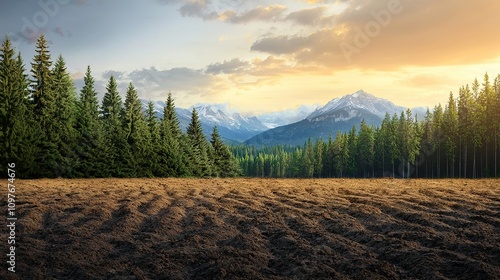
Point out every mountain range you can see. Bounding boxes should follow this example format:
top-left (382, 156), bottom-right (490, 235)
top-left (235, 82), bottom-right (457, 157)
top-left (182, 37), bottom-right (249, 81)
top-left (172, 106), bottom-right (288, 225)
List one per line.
top-left (141, 90), bottom-right (427, 146)
top-left (139, 100), bottom-right (314, 144)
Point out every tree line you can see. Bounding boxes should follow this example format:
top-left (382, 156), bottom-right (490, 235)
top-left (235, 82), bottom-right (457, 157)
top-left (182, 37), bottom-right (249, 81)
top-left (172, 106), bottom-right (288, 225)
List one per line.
top-left (233, 73), bottom-right (500, 178)
top-left (0, 35), bottom-right (240, 178)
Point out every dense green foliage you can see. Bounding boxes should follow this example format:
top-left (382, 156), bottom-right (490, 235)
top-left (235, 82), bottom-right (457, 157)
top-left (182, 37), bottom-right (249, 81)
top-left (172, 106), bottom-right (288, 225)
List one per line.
top-left (1, 35), bottom-right (498, 179)
top-left (233, 75), bottom-right (500, 178)
top-left (0, 36), bottom-right (240, 178)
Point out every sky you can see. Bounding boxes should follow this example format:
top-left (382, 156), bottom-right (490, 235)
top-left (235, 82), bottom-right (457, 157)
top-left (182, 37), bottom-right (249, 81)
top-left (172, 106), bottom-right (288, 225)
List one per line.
top-left (1, 0), bottom-right (500, 115)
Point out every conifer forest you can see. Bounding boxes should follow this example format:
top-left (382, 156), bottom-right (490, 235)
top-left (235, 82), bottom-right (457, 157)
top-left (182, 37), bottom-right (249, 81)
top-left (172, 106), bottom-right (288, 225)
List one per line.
top-left (1, 35), bottom-right (499, 179)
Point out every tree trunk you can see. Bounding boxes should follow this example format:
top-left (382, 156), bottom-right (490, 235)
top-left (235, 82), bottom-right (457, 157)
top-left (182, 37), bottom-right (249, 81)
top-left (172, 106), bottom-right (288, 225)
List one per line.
top-left (473, 145), bottom-right (476, 179)
top-left (458, 139), bottom-right (462, 178)
top-left (485, 141), bottom-right (488, 178)
top-left (426, 155), bottom-right (429, 178)
top-left (446, 157), bottom-right (450, 178)
top-left (495, 130), bottom-right (498, 177)
top-left (464, 144), bottom-right (468, 178)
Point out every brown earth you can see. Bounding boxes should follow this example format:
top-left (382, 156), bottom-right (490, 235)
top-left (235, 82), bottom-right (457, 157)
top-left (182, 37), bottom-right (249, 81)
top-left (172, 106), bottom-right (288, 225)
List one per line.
top-left (1, 178), bottom-right (499, 279)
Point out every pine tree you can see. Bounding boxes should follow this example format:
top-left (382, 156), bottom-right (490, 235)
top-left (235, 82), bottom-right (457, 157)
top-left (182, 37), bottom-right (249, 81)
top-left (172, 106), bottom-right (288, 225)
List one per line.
top-left (102, 75), bottom-right (122, 121)
top-left (432, 104), bottom-right (443, 178)
top-left (398, 111), bottom-right (409, 178)
top-left (186, 108), bottom-right (211, 177)
top-left (146, 101), bottom-right (161, 176)
top-left (210, 126), bottom-right (224, 177)
top-left (458, 85), bottom-right (472, 178)
top-left (51, 54), bottom-right (78, 176)
top-left (471, 79), bottom-right (483, 178)
top-left (159, 92), bottom-right (188, 177)
top-left (30, 35), bottom-right (52, 119)
top-left (313, 139), bottom-right (324, 178)
top-left (0, 37), bottom-right (36, 177)
top-left (301, 138), bottom-right (314, 178)
top-left (405, 109), bottom-right (421, 178)
top-left (494, 74), bottom-right (500, 177)
top-left (333, 131), bottom-right (348, 177)
top-left (481, 73), bottom-right (495, 177)
top-left (419, 109), bottom-right (433, 178)
top-left (210, 126), bottom-right (239, 177)
top-left (347, 125), bottom-right (358, 177)
top-left (388, 113), bottom-right (400, 177)
top-left (374, 115), bottom-right (386, 176)
top-left (75, 66), bottom-right (109, 177)
top-left (323, 134), bottom-right (335, 177)
top-left (29, 35), bottom-right (66, 177)
top-left (101, 75), bottom-right (133, 177)
top-left (357, 119), bottom-right (375, 177)
top-left (443, 92), bottom-right (458, 177)
top-left (122, 82), bottom-right (151, 177)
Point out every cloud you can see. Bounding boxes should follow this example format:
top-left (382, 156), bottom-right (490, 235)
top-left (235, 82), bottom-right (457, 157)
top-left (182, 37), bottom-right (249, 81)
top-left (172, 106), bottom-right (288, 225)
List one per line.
top-left (172, 1), bottom-right (287, 24)
top-left (220, 5), bottom-right (287, 24)
top-left (179, 0), bottom-right (218, 20)
top-left (128, 66), bottom-right (223, 96)
top-left (251, 35), bottom-right (311, 55)
top-left (206, 58), bottom-right (250, 74)
top-left (154, 0), bottom-right (180, 4)
top-left (102, 70), bottom-right (126, 80)
top-left (285, 6), bottom-right (333, 26)
top-left (250, 0), bottom-right (500, 70)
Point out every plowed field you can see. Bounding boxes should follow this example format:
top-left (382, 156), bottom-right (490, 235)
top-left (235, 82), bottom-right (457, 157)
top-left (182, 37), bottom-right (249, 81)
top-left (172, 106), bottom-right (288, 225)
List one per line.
top-left (2, 179), bottom-right (499, 279)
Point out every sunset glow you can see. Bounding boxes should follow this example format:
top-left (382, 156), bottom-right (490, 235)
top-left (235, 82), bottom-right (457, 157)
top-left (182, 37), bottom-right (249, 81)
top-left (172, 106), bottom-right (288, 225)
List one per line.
top-left (2, 0), bottom-right (499, 113)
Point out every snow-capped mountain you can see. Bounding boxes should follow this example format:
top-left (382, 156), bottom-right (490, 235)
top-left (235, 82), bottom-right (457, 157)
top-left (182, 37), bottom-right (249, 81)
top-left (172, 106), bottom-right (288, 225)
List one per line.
top-left (193, 104), bottom-right (269, 133)
top-left (245, 90), bottom-right (428, 146)
top-left (307, 90), bottom-right (405, 121)
top-left (141, 91), bottom-right (427, 145)
top-left (140, 100), bottom-right (299, 143)
top-left (140, 99), bottom-right (323, 143)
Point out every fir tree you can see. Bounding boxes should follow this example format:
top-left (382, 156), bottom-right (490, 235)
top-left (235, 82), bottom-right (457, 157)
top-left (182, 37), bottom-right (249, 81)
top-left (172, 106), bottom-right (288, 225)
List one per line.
top-left (51, 54), bottom-right (78, 176)
top-left (211, 126), bottom-right (240, 177)
top-left (313, 140), bottom-right (324, 178)
top-left (471, 79), bottom-right (483, 178)
top-left (494, 74), bottom-right (500, 177)
top-left (147, 101), bottom-right (161, 176)
top-left (31, 35), bottom-right (53, 119)
top-left (187, 108), bottom-right (211, 177)
top-left (122, 82), bottom-right (151, 177)
top-left (75, 66), bottom-right (109, 177)
top-left (101, 75), bottom-right (133, 177)
top-left (443, 92), bottom-right (458, 177)
top-left (388, 113), bottom-right (400, 177)
top-left (346, 125), bottom-right (358, 177)
top-left (159, 92), bottom-right (188, 176)
top-left (432, 104), bottom-right (444, 178)
top-left (0, 37), bottom-right (36, 177)
top-left (357, 119), bottom-right (375, 177)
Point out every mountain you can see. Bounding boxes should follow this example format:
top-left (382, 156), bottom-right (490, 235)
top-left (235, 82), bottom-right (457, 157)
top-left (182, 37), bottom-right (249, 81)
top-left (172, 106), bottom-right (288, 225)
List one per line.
top-left (140, 100), bottom-right (307, 143)
top-left (191, 104), bottom-right (270, 143)
top-left (307, 90), bottom-right (405, 120)
top-left (245, 90), bottom-right (426, 146)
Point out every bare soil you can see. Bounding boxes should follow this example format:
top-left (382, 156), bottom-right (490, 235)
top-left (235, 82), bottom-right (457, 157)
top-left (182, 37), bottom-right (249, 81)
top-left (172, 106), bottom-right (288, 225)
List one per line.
top-left (1, 178), bottom-right (499, 279)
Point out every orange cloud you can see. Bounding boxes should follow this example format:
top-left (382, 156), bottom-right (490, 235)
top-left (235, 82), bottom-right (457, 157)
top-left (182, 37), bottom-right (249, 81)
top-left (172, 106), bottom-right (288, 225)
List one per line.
top-left (251, 0), bottom-right (500, 71)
